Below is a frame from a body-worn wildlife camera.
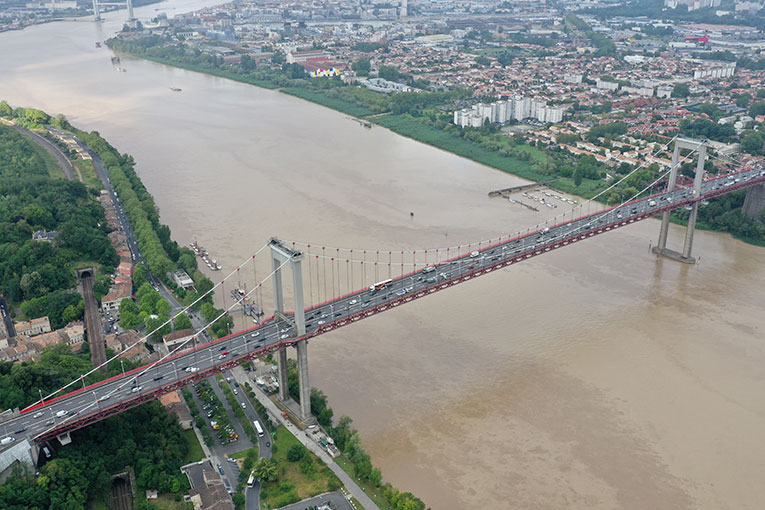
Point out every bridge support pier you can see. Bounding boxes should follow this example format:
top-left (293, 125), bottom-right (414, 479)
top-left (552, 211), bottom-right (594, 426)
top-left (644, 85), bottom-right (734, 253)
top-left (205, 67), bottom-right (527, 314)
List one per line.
top-left (296, 339), bottom-right (310, 421)
top-left (92, 0), bottom-right (101, 21)
top-left (269, 238), bottom-right (311, 422)
top-left (277, 347), bottom-right (290, 402)
top-left (743, 183), bottom-right (765, 220)
top-left (653, 137), bottom-right (707, 264)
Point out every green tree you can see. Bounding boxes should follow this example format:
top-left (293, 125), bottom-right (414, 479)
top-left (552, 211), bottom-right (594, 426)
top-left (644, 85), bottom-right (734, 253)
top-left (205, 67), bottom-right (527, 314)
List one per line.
top-left (741, 131), bottom-right (764, 155)
top-left (749, 100), bottom-right (765, 117)
top-left (133, 263), bottom-right (148, 289)
top-left (0, 100), bottom-right (12, 117)
top-left (120, 297), bottom-right (139, 316)
top-left (254, 458), bottom-right (278, 482)
top-left (369, 467), bottom-right (383, 487)
top-left (351, 58), bottom-right (371, 76)
top-left (287, 444), bottom-right (306, 462)
top-left (154, 298), bottom-right (172, 316)
top-left (62, 301), bottom-right (84, 324)
top-left (173, 312), bottom-right (192, 331)
top-left (475, 55), bottom-right (491, 67)
top-left (232, 492), bottom-right (245, 508)
top-left (299, 455), bottom-right (315, 475)
top-left (145, 314), bottom-right (170, 341)
top-left (672, 83), bottom-right (690, 98)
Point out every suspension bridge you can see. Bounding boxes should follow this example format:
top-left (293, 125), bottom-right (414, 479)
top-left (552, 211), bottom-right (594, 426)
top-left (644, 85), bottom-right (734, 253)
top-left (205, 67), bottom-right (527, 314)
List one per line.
top-left (1, 138), bottom-right (764, 467)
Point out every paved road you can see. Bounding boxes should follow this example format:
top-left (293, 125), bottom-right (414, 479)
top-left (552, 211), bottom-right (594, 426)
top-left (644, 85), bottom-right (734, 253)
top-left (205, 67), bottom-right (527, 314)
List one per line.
top-left (12, 125), bottom-right (75, 181)
top-left (80, 274), bottom-right (107, 370)
top-left (230, 366), bottom-right (379, 510)
top-left (0, 296), bottom-right (15, 339)
top-left (85, 143), bottom-right (144, 267)
top-left (2, 167), bottom-right (763, 450)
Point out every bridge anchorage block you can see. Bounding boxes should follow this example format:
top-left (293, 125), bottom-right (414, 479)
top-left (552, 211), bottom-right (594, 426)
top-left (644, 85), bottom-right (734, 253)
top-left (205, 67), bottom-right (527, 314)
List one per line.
top-left (653, 137), bottom-right (707, 265)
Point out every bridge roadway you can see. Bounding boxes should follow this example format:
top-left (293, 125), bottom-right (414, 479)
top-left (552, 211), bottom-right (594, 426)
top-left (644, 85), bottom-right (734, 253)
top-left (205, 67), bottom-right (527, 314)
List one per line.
top-left (2, 166), bottom-right (763, 447)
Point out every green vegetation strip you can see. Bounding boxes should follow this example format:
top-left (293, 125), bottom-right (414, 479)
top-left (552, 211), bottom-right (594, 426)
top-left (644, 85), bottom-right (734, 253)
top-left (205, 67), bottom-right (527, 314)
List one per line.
top-left (334, 455), bottom-right (392, 510)
top-left (280, 88), bottom-right (375, 117)
top-left (181, 428), bottom-right (205, 464)
top-left (259, 427), bottom-right (342, 508)
top-left (373, 114), bottom-right (542, 180)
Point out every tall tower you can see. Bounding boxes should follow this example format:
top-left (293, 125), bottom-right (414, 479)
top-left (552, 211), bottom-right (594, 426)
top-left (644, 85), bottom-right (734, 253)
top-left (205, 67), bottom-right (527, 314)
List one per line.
top-left (400, 0), bottom-right (407, 18)
top-left (127, 0), bottom-right (135, 20)
top-left (92, 0), bottom-right (101, 21)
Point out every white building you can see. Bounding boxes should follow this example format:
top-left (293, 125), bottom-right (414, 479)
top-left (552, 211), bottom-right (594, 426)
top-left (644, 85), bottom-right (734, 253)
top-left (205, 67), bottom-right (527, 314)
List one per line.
top-left (656, 86), bottom-right (674, 99)
top-left (453, 96), bottom-right (565, 127)
top-left (693, 62), bottom-right (736, 81)
top-left (171, 270), bottom-right (194, 290)
top-left (622, 85), bottom-right (655, 97)
top-left (665, 0), bottom-right (720, 10)
top-left (595, 79), bottom-right (620, 92)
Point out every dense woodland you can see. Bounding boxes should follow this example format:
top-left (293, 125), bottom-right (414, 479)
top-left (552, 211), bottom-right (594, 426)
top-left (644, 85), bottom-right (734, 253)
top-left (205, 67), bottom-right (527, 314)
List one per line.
top-left (0, 123), bottom-right (117, 324)
top-left (0, 347), bottom-right (190, 510)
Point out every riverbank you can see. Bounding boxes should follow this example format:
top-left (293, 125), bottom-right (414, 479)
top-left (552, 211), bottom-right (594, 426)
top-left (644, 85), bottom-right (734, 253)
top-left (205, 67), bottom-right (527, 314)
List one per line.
top-left (107, 38), bottom-right (765, 247)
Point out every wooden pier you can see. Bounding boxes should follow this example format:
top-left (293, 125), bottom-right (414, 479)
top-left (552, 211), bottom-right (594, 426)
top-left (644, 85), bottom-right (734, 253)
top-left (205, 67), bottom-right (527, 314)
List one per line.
top-left (488, 180), bottom-right (553, 198)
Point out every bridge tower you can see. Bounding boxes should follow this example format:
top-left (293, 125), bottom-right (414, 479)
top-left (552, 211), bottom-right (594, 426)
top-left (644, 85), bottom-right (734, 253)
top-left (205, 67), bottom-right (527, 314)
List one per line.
top-left (653, 137), bottom-right (707, 264)
top-left (742, 183), bottom-right (765, 220)
top-left (92, 0), bottom-right (101, 21)
top-left (269, 238), bottom-right (311, 422)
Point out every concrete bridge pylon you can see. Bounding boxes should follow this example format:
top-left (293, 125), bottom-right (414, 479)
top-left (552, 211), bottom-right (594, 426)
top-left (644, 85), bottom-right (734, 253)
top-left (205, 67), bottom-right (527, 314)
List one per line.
top-left (653, 137), bottom-right (707, 264)
top-left (269, 238), bottom-right (311, 422)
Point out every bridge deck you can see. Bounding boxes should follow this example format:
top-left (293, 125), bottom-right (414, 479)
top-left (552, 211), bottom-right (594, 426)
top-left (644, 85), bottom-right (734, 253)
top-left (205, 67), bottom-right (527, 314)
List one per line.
top-left (4, 166), bottom-right (763, 446)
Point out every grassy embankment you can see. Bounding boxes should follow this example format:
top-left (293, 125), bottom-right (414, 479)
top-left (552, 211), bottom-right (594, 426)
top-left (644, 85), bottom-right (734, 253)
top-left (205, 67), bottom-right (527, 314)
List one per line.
top-left (230, 445), bottom-right (259, 460)
top-left (74, 158), bottom-right (103, 190)
top-left (373, 114), bottom-right (548, 180)
top-left (280, 87), bottom-right (375, 117)
top-left (260, 427), bottom-right (342, 508)
top-left (15, 128), bottom-right (64, 178)
top-left (181, 428), bottom-right (205, 464)
top-left (334, 455), bottom-right (393, 510)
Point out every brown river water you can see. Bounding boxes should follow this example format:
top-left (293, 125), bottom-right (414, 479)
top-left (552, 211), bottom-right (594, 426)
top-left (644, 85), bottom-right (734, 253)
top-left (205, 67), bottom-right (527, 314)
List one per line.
top-left (1, 5), bottom-right (764, 508)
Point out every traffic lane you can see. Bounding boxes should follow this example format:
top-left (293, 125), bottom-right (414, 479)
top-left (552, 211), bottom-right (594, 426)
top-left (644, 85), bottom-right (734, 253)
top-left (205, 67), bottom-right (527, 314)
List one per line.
top-left (220, 375), bottom-right (272, 460)
top-left (245, 483), bottom-right (260, 510)
top-left (10, 168), bottom-right (763, 443)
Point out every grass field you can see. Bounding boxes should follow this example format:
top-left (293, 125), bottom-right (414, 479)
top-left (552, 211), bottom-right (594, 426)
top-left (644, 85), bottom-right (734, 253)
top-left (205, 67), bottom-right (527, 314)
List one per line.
top-left (230, 445), bottom-right (259, 460)
top-left (150, 493), bottom-right (194, 510)
top-left (260, 427), bottom-right (341, 508)
top-left (20, 130), bottom-right (64, 178)
top-left (181, 428), bottom-right (204, 465)
top-left (74, 158), bottom-right (102, 189)
top-left (373, 114), bottom-right (547, 181)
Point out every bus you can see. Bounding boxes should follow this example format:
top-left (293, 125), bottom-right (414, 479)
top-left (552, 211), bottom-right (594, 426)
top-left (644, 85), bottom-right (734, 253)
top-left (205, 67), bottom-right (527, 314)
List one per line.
top-left (247, 472), bottom-right (255, 488)
top-left (369, 279), bottom-right (392, 293)
top-left (253, 420), bottom-right (264, 438)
